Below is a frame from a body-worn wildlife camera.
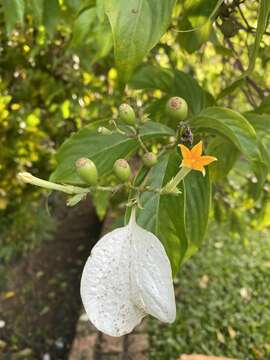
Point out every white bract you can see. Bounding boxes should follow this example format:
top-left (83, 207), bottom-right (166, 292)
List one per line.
top-left (80, 209), bottom-right (176, 337)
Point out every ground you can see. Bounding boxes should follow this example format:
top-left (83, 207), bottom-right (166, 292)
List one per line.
top-left (1, 204), bottom-right (270, 360)
top-left (0, 199), bottom-right (101, 359)
top-left (149, 225), bottom-right (270, 360)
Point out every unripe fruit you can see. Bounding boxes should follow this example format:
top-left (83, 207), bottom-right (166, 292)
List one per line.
top-left (75, 157), bottom-right (98, 186)
top-left (220, 19), bottom-right (237, 38)
top-left (166, 97), bottom-right (188, 121)
top-left (113, 159), bottom-right (131, 182)
top-left (119, 103), bottom-right (136, 125)
top-left (142, 152), bottom-right (157, 168)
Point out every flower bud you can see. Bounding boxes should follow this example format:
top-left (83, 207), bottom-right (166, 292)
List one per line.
top-left (119, 103), bottom-right (136, 126)
top-left (142, 152), bottom-right (157, 168)
top-left (113, 159), bottom-right (131, 182)
top-left (140, 114), bottom-right (150, 124)
top-left (166, 97), bottom-right (188, 121)
top-left (98, 126), bottom-right (112, 135)
top-left (75, 158), bottom-right (98, 186)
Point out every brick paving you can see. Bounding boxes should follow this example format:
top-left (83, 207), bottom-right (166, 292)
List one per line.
top-left (68, 314), bottom-right (149, 360)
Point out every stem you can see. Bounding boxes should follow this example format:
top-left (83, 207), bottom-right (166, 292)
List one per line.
top-left (137, 133), bottom-right (149, 152)
top-left (18, 172), bottom-right (164, 199)
top-left (97, 185), bottom-right (124, 192)
top-left (110, 120), bottom-right (126, 135)
top-left (18, 172), bottom-right (89, 195)
top-left (129, 206), bottom-right (137, 225)
top-left (161, 167), bottom-right (191, 194)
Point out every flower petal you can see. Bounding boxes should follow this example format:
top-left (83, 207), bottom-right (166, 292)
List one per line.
top-left (190, 163), bottom-right (205, 174)
top-left (191, 141), bottom-right (203, 158)
top-left (179, 144), bottom-right (192, 160)
top-left (80, 226), bottom-right (145, 337)
top-left (181, 159), bottom-right (193, 169)
top-left (130, 219), bottom-right (176, 323)
top-left (200, 155), bottom-right (217, 166)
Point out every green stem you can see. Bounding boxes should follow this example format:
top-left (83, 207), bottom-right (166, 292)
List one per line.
top-left (18, 172), bottom-right (89, 195)
top-left (160, 167), bottom-right (191, 194)
top-left (110, 120), bottom-right (126, 135)
top-left (137, 133), bottom-right (149, 153)
top-left (131, 126), bottom-right (149, 153)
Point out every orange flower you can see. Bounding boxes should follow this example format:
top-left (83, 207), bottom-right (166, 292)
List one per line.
top-left (178, 141), bottom-right (217, 176)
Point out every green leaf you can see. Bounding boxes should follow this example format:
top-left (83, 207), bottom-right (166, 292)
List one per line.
top-left (105, 0), bottom-right (175, 83)
top-left (96, 0), bottom-right (105, 22)
top-left (207, 137), bottom-right (239, 181)
top-left (181, 0), bottom-right (223, 18)
top-left (43, 0), bottom-right (60, 36)
top-left (245, 113), bottom-right (270, 138)
top-left (28, 0), bottom-right (44, 24)
top-left (69, 8), bottom-right (113, 66)
top-left (65, 0), bottom-right (83, 12)
top-left (245, 112), bottom-right (270, 152)
top-left (50, 120), bottom-right (174, 184)
top-left (217, 79), bottom-right (245, 100)
top-left (129, 65), bottom-right (214, 115)
top-left (184, 169), bottom-right (211, 250)
top-left (253, 95), bottom-right (270, 114)
top-left (125, 150), bottom-right (211, 275)
top-left (177, 0), bottom-right (224, 53)
top-left (247, 0), bottom-right (270, 75)
top-left (77, 0), bottom-right (96, 14)
top-left (191, 107), bottom-right (269, 194)
top-left (3, 0), bottom-right (25, 34)
top-left (90, 20), bottom-right (113, 63)
top-left (70, 8), bottom-right (97, 47)
top-left (243, 113), bottom-right (270, 196)
top-left (178, 18), bottom-right (212, 53)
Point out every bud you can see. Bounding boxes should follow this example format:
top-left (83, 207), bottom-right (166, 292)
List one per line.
top-left (113, 159), bottom-right (131, 182)
top-left (119, 103), bottom-right (136, 126)
top-left (140, 114), bottom-right (150, 124)
top-left (142, 152), bottom-right (157, 168)
top-left (165, 97), bottom-right (188, 121)
top-left (180, 125), bottom-right (193, 146)
top-left (75, 158), bottom-right (98, 186)
top-left (98, 126), bottom-right (112, 135)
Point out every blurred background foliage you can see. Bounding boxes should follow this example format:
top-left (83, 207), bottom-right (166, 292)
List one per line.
top-left (0, 0), bottom-right (269, 283)
top-left (0, 0), bottom-right (119, 263)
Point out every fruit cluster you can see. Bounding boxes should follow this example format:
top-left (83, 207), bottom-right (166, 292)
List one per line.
top-left (75, 97), bottom-right (188, 186)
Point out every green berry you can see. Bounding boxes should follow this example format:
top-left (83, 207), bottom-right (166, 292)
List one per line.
top-left (119, 103), bottom-right (136, 125)
top-left (75, 157), bottom-right (98, 186)
top-left (113, 159), bottom-right (131, 182)
top-left (166, 97), bottom-right (188, 121)
top-left (142, 152), bottom-right (157, 168)
top-left (220, 19), bottom-right (237, 38)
